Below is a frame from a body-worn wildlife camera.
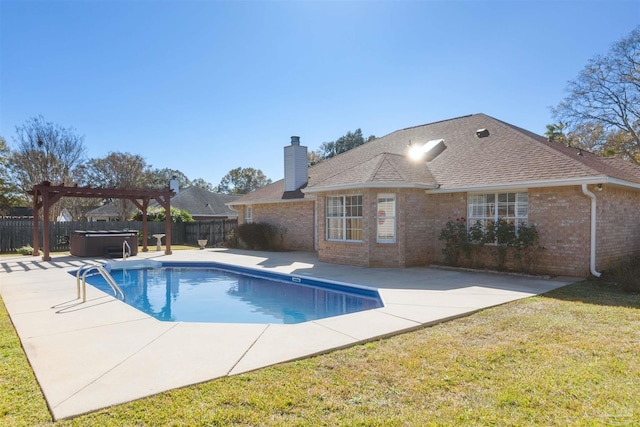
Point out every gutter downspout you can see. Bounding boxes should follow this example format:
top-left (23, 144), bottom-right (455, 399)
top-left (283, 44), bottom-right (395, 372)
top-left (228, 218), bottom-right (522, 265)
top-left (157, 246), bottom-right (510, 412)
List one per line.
top-left (581, 184), bottom-right (602, 277)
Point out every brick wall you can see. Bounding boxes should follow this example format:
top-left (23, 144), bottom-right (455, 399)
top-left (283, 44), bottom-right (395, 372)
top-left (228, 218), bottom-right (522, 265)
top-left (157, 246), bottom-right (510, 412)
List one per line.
top-left (426, 192), bottom-right (467, 266)
top-left (596, 185), bottom-right (640, 269)
top-left (237, 202), bottom-right (315, 251)
top-left (240, 184), bottom-right (640, 276)
top-left (398, 188), bottom-right (429, 266)
top-left (317, 188), bottom-right (430, 267)
top-left (528, 186), bottom-right (591, 276)
top-left (427, 186), bottom-right (594, 277)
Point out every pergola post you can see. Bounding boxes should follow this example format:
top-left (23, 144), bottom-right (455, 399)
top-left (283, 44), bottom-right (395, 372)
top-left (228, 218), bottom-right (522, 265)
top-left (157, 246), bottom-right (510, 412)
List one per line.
top-left (165, 196), bottom-right (172, 255)
top-left (142, 198), bottom-right (149, 252)
top-left (32, 189), bottom-right (40, 257)
top-left (153, 190), bottom-right (173, 255)
top-left (42, 189), bottom-right (51, 261)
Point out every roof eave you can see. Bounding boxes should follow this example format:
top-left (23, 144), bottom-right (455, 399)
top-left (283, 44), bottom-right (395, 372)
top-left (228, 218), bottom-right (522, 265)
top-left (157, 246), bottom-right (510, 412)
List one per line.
top-left (424, 176), bottom-right (640, 193)
top-left (226, 196), bottom-right (316, 207)
top-left (303, 182), bottom-right (439, 194)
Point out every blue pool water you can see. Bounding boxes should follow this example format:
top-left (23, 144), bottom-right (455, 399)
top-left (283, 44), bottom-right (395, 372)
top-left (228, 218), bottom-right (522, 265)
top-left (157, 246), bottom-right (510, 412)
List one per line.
top-left (77, 261), bottom-right (383, 324)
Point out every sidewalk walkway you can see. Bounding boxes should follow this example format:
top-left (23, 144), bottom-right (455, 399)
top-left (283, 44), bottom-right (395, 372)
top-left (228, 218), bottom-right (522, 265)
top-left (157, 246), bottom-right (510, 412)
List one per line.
top-left (0, 249), bottom-right (577, 420)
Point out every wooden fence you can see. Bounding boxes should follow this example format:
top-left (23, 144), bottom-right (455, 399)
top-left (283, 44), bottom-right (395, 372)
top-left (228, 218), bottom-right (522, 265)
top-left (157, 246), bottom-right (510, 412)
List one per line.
top-left (0, 219), bottom-right (237, 254)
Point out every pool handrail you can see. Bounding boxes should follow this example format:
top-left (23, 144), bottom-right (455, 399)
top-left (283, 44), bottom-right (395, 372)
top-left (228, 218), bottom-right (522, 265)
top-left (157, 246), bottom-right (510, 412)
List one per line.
top-left (75, 264), bottom-right (125, 302)
top-left (122, 240), bottom-right (131, 260)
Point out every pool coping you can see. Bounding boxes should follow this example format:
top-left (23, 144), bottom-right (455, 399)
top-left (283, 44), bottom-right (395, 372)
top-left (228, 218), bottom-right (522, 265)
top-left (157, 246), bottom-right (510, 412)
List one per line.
top-left (0, 249), bottom-right (578, 420)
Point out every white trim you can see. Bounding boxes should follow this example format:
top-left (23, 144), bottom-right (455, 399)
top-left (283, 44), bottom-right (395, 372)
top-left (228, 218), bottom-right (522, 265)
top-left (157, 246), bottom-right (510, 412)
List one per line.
top-left (376, 193), bottom-right (396, 244)
top-left (228, 176), bottom-right (640, 205)
top-left (425, 176), bottom-right (640, 194)
top-left (581, 184), bottom-right (601, 277)
top-left (326, 194), bottom-right (363, 242)
top-left (467, 191), bottom-right (529, 239)
top-left (226, 196), bottom-right (315, 207)
top-left (304, 182), bottom-right (438, 194)
top-left (244, 205), bottom-right (253, 224)
top-left (606, 177), bottom-right (640, 190)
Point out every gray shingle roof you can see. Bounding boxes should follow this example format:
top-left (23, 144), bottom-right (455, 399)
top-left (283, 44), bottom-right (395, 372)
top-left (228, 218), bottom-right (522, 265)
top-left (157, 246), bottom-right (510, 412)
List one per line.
top-left (87, 187), bottom-right (239, 218)
top-left (151, 187), bottom-right (239, 217)
top-left (232, 113), bottom-right (640, 204)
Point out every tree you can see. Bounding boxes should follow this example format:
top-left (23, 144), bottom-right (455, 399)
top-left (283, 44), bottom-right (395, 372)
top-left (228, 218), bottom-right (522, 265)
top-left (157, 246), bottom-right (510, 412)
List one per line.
top-left (190, 178), bottom-right (216, 192)
top-left (148, 168), bottom-right (191, 190)
top-left (309, 128), bottom-right (376, 164)
top-left (9, 115), bottom-right (86, 192)
top-left (307, 150), bottom-right (324, 167)
top-left (216, 167), bottom-right (272, 194)
top-left (8, 116), bottom-right (87, 219)
top-left (544, 123), bottom-right (570, 144)
top-left (148, 168), bottom-right (215, 192)
top-left (0, 136), bottom-right (21, 213)
top-left (552, 27), bottom-right (640, 163)
top-left (75, 152), bottom-right (152, 220)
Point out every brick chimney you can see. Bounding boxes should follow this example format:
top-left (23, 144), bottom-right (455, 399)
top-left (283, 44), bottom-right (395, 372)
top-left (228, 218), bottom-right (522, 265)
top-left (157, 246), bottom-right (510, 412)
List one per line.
top-left (284, 136), bottom-right (308, 191)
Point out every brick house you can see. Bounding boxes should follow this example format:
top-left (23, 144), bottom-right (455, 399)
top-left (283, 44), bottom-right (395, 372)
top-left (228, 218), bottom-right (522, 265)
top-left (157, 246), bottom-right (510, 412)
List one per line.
top-left (228, 114), bottom-right (640, 277)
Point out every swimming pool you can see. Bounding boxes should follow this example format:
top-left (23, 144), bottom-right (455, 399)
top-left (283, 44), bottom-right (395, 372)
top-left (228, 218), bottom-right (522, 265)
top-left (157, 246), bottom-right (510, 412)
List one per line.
top-left (76, 260), bottom-right (383, 324)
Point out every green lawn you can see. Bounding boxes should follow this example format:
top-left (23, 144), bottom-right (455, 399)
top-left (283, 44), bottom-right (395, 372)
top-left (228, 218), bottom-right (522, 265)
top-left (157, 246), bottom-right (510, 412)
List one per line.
top-left (1, 280), bottom-right (639, 426)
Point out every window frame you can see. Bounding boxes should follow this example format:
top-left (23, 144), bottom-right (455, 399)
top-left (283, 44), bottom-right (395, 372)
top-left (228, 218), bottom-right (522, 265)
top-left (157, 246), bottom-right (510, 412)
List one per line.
top-left (467, 191), bottom-right (528, 237)
top-left (376, 193), bottom-right (396, 244)
top-left (326, 194), bottom-right (363, 242)
top-left (244, 205), bottom-right (253, 224)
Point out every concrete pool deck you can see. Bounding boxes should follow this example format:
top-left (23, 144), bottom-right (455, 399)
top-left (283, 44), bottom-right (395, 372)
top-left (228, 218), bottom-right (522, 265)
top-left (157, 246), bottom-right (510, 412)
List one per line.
top-left (0, 248), bottom-right (578, 420)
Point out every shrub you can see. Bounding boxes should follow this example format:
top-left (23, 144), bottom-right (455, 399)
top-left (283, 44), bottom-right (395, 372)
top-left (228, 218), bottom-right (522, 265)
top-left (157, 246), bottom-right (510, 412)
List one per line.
top-left (16, 245), bottom-right (34, 255)
top-left (493, 218), bottom-right (516, 270)
top-left (237, 222), bottom-right (286, 251)
top-left (601, 256), bottom-right (640, 293)
top-left (438, 217), bottom-right (543, 273)
top-left (131, 206), bottom-right (194, 223)
top-left (438, 217), bottom-right (469, 265)
top-left (224, 229), bottom-right (238, 248)
top-left (467, 220), bottom-right (487, 268)
top-left (512, 223), bottom-right (541, 273)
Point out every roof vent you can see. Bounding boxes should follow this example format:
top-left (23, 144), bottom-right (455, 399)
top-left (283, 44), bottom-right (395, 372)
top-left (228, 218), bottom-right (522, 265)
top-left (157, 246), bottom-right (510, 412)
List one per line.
top-left (476, 128), bottom-right (490, 138)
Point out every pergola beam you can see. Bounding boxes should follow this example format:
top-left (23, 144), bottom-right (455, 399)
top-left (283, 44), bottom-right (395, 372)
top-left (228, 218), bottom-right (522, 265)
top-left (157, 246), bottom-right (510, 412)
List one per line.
top-left (29, 181), bottom-right (174, 261)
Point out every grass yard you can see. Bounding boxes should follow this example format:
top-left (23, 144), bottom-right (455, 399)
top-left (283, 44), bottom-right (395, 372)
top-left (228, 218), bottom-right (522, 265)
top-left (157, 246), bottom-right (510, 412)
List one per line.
top-left (1, 280), bottom-right (639, 426)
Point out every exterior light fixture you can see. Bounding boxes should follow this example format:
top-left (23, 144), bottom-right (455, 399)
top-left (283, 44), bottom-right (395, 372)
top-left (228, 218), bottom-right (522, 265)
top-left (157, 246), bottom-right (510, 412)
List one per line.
top-left (408, 139), bottom-right (446, 161)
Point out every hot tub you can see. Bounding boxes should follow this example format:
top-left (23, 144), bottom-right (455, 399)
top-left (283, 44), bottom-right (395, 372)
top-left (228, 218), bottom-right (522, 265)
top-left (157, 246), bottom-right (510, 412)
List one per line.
top-left (70, 230), bottom-right (138, 257)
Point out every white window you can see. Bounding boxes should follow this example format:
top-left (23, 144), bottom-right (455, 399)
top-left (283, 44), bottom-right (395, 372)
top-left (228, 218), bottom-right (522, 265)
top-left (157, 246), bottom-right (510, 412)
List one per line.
top-left (376, 194), bottom-right (396, 243)
top-left (244, 206), bottom-right (253, 223)
top-left (326, 195), bottom-right (363, 241)
top-left (467, 191), bottom-right (528, 232)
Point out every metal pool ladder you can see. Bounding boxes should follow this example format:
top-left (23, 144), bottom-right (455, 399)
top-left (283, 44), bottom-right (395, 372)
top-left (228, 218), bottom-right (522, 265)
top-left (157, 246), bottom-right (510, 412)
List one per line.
top-left (123, 240), bottom-right (131, 260)
top-left (76, 265), bottom-right (125, 302)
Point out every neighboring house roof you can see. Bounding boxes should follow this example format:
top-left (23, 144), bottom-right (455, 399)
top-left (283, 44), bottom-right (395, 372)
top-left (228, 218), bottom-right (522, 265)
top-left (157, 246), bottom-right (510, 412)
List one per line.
top-left (151, 187), bottom-right (239, 218)
top-left (1, 207), bottom-right (34, 218)
top-left (232, 113), bottom-right (640, 205)
top-left (56, 208), bottom-right (73, 222)
top-left (86, 203), bottom-right (124, 219)
top-left (86, 187), bottom-right (239, 219)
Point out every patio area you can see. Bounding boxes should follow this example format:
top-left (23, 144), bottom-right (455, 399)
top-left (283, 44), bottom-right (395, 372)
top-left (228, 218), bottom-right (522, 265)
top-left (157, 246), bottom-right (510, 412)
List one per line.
top-left (0, 248), bottom-right (577, 420)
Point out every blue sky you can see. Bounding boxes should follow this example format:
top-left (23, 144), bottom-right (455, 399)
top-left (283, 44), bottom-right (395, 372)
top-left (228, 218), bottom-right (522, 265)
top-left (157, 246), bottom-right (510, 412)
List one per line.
top-left (1, 1), bottom-right (638, 188)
